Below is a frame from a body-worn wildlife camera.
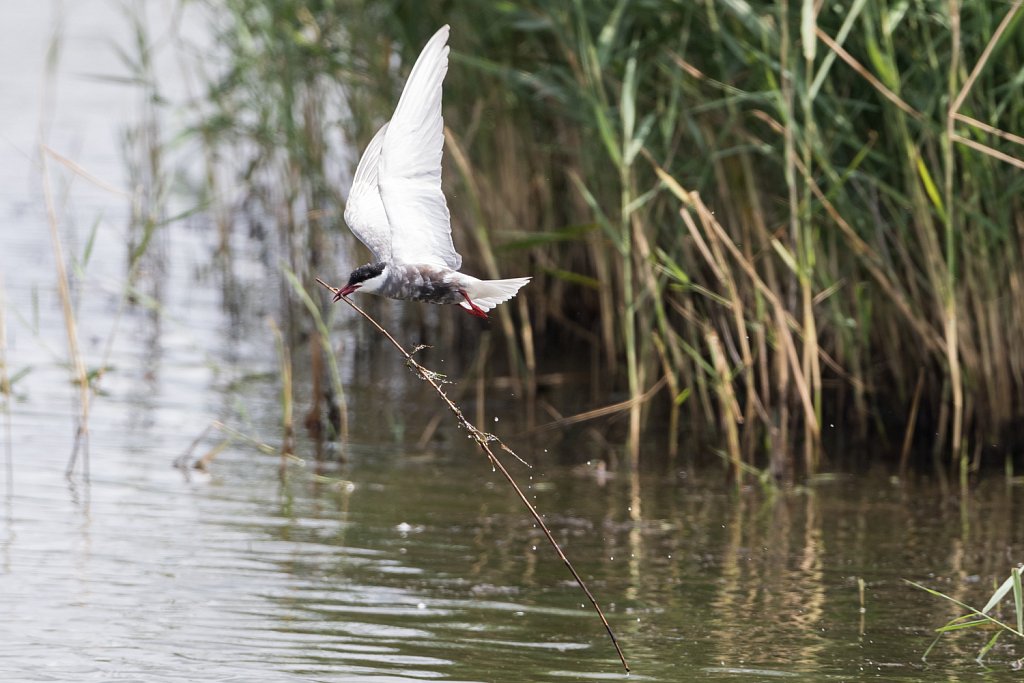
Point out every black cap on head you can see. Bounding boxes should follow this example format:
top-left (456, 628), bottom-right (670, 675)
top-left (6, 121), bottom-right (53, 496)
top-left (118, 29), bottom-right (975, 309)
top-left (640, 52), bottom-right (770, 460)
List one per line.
top-left (346, 262), bottom-right (385, 287)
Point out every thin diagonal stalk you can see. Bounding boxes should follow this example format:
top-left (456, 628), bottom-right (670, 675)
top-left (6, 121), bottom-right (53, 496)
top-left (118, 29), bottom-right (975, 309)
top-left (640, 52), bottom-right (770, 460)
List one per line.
top-left (315, 278), bottom-right (629, 673)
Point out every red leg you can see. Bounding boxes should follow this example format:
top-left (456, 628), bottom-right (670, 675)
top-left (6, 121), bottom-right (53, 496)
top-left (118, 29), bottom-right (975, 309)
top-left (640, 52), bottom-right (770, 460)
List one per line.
top-left (459, 290), bottom-right (489, 319)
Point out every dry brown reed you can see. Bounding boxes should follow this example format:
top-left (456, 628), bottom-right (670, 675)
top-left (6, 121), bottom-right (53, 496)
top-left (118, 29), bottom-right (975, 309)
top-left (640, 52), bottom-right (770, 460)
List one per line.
top-left (41, 148), bottom-right (91, 479)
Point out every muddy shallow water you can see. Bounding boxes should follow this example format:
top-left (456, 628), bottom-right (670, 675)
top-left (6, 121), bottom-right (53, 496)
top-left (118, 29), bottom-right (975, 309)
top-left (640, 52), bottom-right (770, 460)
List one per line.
top-left (2, 3), bottom-right (1023, 681)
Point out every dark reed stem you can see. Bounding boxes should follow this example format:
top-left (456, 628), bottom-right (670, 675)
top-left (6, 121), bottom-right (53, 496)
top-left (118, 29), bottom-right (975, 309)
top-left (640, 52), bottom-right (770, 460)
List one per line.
top-left (315, 277), bottom-right (629, 673)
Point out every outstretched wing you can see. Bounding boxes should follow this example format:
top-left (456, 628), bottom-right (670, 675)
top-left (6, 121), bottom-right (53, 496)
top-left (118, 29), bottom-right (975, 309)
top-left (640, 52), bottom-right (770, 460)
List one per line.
top-left (377, 25), bottom-right (462, 269)
top-left (343, 122), bottom-right (392, 263)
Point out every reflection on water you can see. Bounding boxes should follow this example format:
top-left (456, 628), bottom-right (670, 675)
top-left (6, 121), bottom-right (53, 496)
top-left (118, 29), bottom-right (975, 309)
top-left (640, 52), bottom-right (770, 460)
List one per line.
top-left (8, 434), bottom-right (1024, 681)
top-left (2, 2), bottom-right (1024, 682)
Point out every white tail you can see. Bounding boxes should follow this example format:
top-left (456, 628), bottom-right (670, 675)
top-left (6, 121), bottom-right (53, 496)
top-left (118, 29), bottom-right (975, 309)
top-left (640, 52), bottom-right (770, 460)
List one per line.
top-left (461, 276), bottom-right (531, 313)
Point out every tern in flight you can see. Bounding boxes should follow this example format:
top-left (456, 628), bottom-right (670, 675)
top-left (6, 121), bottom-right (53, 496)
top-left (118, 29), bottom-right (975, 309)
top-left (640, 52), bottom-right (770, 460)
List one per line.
top-left (337, 25), bottom-right (530, 319)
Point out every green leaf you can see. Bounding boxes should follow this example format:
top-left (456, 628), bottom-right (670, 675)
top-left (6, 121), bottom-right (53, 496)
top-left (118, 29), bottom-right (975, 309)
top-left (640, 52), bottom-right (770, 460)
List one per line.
top-left (568, 171), bottom-right (621, 252)
top-left (863, 32), bottom-right (898, 91)
top-left (595, 0), bottom-right (628, 67)
top-left (1013, 566), bottom-right (1023, 635)
top-left (915, 156), bottom-right (947, 222)
top-left (281, 266), bottom-right (344, 409)
top-left (623, 185), bottom-right (661, 218)
top-left (883, 2), bottom-right (911, 36)
top-left (656, 247), bottom-right (690, 286)
top-left (771, 238), bottom-right (801, 275)
top-left (907, 579), bottom-right (1024, 638)
top-left (809, 0), bottom-right (868, 99)
top-left (621, 48), bottom-right (638, 144)
top-left (593, 103), bottom-right (622, 166)
top-left (542, 267), bottom-right (601, 289)
top-left (800, 0), bottom-right (817, 63)
top-left (624, 112), bottom-right (655, 166)
top-left (80, 215), bottom-right (102, 269)
top-left (981, 572), bottom-right (1016, 614)
top-left (976, 630), bottom-right (1002, 662)
top-left (499, 223), bottom-right (599, 250)
top-left (936, 618), bottom-right (988, 633)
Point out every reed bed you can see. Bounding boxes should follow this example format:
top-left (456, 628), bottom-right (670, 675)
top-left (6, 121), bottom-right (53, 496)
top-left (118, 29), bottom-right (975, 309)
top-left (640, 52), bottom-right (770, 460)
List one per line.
top-left (186, 0), bottom-right (1024, 478)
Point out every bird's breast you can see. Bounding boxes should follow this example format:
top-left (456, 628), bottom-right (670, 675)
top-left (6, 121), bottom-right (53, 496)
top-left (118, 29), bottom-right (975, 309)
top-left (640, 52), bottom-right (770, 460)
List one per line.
top-left (382, 264), bottom-right (465, 304)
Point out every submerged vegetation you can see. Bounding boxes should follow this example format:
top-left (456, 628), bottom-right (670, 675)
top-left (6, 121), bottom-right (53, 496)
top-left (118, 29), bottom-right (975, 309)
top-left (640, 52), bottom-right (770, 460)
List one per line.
top-left (181, 0), bottom-right (1024, 479)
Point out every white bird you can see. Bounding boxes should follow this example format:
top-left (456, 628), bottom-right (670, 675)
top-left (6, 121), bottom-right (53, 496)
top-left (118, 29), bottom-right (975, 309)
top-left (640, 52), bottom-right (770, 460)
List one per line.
top-left (337, 25), bottom-right (530, 319)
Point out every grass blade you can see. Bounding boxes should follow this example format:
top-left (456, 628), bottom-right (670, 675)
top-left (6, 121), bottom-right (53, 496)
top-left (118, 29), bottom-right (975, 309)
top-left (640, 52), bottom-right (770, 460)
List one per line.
top-left (981, 573), bottom-right (1016, 614)
top-left (1014, 566), bottom-right (1023, 635)
top-left (976, 630), bottom-right (1002, 662)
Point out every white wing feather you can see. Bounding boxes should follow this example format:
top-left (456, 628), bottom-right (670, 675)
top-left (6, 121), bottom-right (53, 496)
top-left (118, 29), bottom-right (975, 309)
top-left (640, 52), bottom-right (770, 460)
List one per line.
top-left (343, 122), bottom-right (392, 263)
top-left (378, 25), bottom-right (462, 269)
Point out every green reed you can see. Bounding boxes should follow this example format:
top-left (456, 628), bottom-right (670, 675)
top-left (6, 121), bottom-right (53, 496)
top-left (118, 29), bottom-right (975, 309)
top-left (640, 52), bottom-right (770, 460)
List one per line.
top-left (190, 0), bottom-right (374, 443)
top-left (393, 0), bottom-right (1024, 477)
top-left (184, 0), bottom-right (1024, 477)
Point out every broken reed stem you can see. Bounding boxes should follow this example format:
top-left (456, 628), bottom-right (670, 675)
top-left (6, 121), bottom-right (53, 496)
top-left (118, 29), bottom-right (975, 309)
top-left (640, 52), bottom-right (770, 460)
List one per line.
top-left (314, 277), bottom-right (629, 673)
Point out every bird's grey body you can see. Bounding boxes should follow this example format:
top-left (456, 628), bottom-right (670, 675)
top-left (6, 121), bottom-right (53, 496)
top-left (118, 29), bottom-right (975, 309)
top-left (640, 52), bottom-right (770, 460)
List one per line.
top-left (358, 263), bottom-right (472, 305)
top-left (338, 25), bottom-right (530, 318)
top-left (340, 260), bottom-right (528, 317)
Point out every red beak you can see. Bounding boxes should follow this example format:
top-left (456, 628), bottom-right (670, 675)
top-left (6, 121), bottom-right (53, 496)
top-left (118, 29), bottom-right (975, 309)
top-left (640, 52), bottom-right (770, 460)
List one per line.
top-left (334, 284), bottom-right (358, 302)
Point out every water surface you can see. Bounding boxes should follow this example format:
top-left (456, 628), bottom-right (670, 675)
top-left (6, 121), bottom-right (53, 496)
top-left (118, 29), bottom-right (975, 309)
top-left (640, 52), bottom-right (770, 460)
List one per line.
top-left (1, 3), bottom-right (1023, 681)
